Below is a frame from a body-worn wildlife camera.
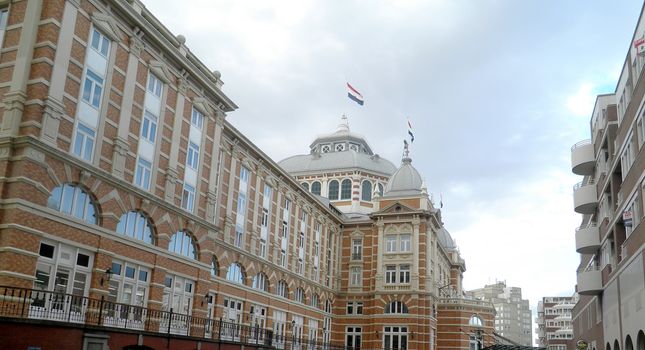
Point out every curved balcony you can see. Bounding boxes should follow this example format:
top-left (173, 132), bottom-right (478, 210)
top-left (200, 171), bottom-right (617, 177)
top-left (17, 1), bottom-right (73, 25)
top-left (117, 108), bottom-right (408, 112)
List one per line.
top-left (577, 266), bottom-right (602, 295)
top-left (573, 180), bottom-right (597, 214)
top-left (571, 140), bottom-right (595, 175)
top-left (575, 224), bottom-right (600, 253)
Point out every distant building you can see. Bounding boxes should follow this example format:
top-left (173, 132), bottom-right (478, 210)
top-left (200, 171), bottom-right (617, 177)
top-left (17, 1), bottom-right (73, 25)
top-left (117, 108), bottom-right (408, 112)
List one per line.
top-left (569, 3), bottom-right (645, 350)
top-left (469, 281), bottom-right (533, 346)
top-left (535, 295), bottom-right (577, 350)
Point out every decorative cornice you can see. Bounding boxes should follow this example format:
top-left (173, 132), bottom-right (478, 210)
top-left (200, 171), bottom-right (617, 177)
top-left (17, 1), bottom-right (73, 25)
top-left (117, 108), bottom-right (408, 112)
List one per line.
top-left (91, 12), bottom-right (123, 42)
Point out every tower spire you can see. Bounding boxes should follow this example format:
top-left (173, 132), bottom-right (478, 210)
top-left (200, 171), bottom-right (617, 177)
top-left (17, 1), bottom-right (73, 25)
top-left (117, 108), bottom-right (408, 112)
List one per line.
top-left (337, 114), bottom-right (350, 132)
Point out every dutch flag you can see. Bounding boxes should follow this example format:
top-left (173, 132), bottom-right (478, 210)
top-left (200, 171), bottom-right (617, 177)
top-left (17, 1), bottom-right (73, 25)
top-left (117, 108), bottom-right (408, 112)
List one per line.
top-left (347, 83), bottom-right (364, 106)
top-left (407, 119), bottom-right (414, 143)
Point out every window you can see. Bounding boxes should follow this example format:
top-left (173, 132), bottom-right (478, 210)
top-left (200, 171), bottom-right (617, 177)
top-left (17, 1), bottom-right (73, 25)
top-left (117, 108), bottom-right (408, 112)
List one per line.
top-left (276, 280), bottom-right (288, 298)
top-left (399, 265), bottom-right (410, 283)
top-left (82, 69), bottom-right (104, 109)
top-left (469, 315), bottom-right (484, 326)
top-left (235, 167), bottom-right (249, 248)
top-left (210, 257), bottom-right (219, 277)
top-left (335, 144), bottom-right (345, 152)
top-left (72, 122), bottom-right (96, 161)
top-left (301, 182), bottom-right (309, 191)
top-left (341, 179), bottom-right (352, 200)
top-left (168, 231), bottom-right (197, 259)
top-left (346, 327), bottom-right (362, 350)
top-left (311, 294), bottom-right (319, 308)
top-left (141, 110), bottom-right (158, 143)
top-left (134, 158), bottom-right (152, 190)
top-left (400, 234), bottom-right (411, 252)
top-left (347, 301), bottom-right (363, 315)
top-left (383, 326), bottom-right (407, 350)
top-left (351, 239), bottom-right (362, 260)
top-left (361, 181), bottom-right (372, 201)
top-left (297, 258), bottom-right (304, 274)
top-left (279, 249), bottom-right (286, 267)
top-left (350, 267), bottom-right (361, 286)
top-left (47, 183), bottom-right (97, 224)
top-left (378, 183), bottom-right (384, 196)
top-left (90, 28), bottom-right (110, 57)
top-left (295, 287), bottom-right (305, 303)
top-left (252, 272), bottom-right (269, 292)
top-left (191, 108), bottom-right (204, 129)
top-left (147, 73), bottom-right (163, 98)
top-left (328, 180), bottom-right (339, 200)
top-left (384, 301), bottom-right (409, 314)
top-left (311, 182), bottom-right (321, 196)
top-left (273, 310), bottom-right (287, 349)
top-left (321, 145), bottom-right (330, 153)
top-left (181, 183), bottom-right (195, 212)
top-left (106, 260), bottom-right (149, 318)
top-left (161, 275), bottom-right (193, 316)
top-left (226, 263), bottom-right (245, 284)
top-left (385, 265), bottom-right (397, 284)
top-left (115, 211), bottom-right (154, 244)
top-left (386, 235), bottom-right (397, 253)
top-left (385, 265), bottom-right (410, 284)
top-left (0, 9), bottom-right (8, 48)
top-left (187, 142), bottom-right (200, 169)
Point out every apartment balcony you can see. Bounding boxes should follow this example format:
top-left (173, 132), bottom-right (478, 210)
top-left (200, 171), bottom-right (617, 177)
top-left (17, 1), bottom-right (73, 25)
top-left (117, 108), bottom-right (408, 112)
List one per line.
top-left (573, 179), bottom-right (598, 214)
top-left (571, 140), bottom-right (595, 175)
top-left (577, 266), bottom-right (602, 295)
top-left (575, 224), bottom-right (600, 253)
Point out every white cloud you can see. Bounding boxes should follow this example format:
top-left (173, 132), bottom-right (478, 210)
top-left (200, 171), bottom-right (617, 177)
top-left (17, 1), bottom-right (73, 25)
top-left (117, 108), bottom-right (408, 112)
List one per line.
top-left (565, 83), bottom-right (596, 117)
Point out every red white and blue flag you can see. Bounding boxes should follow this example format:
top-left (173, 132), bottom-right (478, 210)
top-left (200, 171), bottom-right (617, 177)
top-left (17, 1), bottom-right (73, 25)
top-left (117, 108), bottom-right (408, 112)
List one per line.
top-left (634, 36), bottom-right (645, 57)
top-left (347, 83), bottom-right (364, 106)
top-left (407, 119), bottom-right (414, 143)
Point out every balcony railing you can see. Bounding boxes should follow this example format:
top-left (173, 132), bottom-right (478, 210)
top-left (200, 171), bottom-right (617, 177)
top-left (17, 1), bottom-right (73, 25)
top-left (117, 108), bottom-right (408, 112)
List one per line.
top-left (0, 285), bottom-right (353, 350)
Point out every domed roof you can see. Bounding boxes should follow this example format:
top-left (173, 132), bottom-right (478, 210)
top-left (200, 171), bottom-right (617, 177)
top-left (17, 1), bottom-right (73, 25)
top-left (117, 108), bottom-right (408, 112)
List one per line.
top-left (384, 148), bottom-right (423, 196)
top-left (437, 227), bottom-right (456, 249)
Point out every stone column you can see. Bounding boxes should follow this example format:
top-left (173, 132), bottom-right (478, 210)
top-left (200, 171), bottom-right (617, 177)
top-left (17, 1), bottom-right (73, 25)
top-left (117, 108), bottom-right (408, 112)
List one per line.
top-left (375, 220), bottom-right (384, 289)
top-left (164, 77), bottom-right (189, 201)
top-left (412, 216), bottom-right (420, 290)
top-left (206, 110), bottom-right (225, 224)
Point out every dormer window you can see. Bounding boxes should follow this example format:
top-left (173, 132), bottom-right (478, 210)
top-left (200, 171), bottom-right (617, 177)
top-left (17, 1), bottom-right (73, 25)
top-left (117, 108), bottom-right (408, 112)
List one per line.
top-left (321, 145), bottom-right (330, 153)
top-left (335, 144), bottom-right (345, 152)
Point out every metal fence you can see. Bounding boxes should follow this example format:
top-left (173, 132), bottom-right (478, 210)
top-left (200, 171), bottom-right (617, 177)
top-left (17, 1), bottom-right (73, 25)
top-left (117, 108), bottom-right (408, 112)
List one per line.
top-left (0, 285), bottom-right (357, 350)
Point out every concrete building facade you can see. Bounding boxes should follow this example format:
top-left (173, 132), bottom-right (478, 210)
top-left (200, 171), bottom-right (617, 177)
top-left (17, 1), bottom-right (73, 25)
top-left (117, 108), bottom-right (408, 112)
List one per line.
top-left (536, 296), bottom-right (577, 350)
top-left (0, 0), bottom-right (496, 350)
top-left (569, 3), bottom-right (645, 350)
top-left (469, 282), bottom-right (532, 346)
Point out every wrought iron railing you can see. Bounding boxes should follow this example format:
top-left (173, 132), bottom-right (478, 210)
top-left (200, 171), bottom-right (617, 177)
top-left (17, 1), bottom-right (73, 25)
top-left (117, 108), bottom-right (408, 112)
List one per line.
top-left (0, 285), bottom-right (357, 350)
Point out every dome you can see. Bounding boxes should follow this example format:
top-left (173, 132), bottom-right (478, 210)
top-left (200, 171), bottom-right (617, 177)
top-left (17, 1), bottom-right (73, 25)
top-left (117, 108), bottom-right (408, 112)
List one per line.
top-left (384, 156), bottom-right (423, 196)
top-left (437, 227), bottom-right (456, 249)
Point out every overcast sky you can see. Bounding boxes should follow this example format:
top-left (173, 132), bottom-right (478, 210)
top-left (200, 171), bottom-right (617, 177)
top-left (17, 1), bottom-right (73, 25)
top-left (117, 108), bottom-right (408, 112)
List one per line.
top-left (144, 0), bottom-right (642, 341)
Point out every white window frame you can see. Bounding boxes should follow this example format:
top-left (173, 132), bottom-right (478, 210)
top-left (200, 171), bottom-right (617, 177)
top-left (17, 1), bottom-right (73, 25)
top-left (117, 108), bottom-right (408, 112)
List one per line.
top-left (350, 266), bottom-right (361, 286)
top-left (134, 157), bottom-right (152, 190)
top-left (181, 183), bottom-right (195, 212)
top-left (191, 108), bottom-right (204, 129)
top-left (187, 141), bottom-right (200, 170)
top-left (82, 69), bottom-right (104, 109)
top-left (89, 28), bottom-right (110, 57)
top-left (141, 110), bottom-right (158, 144)
top-left (147, 73), bottom-right (163, 98)
top-left (72, 122), bottom-right (96, 162)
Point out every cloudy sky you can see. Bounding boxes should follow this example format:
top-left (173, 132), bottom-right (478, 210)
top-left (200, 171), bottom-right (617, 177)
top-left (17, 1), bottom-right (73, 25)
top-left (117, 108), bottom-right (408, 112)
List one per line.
top-left (144, 0), bottom-right (642, 340)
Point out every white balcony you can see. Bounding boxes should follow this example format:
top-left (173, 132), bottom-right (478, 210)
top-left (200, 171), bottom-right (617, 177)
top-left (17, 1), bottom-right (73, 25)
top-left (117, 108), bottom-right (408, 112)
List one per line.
top-left (575, 224), bottom-right (600, 253)
top-left (571, 140), bottom-right (595, 175)
top-left (573, 180), bottom-right (598, 214)
top-left (577, 266), bottom-right (602, 295)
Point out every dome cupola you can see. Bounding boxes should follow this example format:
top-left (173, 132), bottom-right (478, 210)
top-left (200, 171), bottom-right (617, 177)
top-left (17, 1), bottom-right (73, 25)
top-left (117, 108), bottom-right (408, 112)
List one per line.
top-left (384, 142), bottom-right (423, 196)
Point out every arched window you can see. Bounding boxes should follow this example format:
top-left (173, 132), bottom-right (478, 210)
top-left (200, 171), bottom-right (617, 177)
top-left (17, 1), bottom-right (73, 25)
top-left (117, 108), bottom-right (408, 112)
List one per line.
top-left (295, 287), bottom-right (305, 303)
top-left (626, 336), bottom-right (634, 350)
top-left (311, 293), bottom-right (319, 308)
top-left (211, 256), bottom-right (219, 277)
top-left (340, 179), bottom-right (352, 200)
top-left (116, 211), bottom-right (154, 244)
top-left (168, 231), bottom-right (197, 259)
top-left (361, 181), bottom-right (372, 201)
top-left (276, 280), bottom-right (289, 298)
top-left (47, 183), bottom-right (97, 224)
top-left (384, 300), bottom-right (409, 314)
top-left (615, 340), bottom-right (621, 350)
top-left (378, 183), bottom-right (384, 196)
top-left (328, 180), bottom-right (339, 200)
top-left (226, 262), bottom-right (245, 284)
top-left (325, 299), bottom-right (332, 313)
top-left (311, 181), bottom-right (321, 196)
top-left (252, 272), bottom-right (269, 292)
top-left (636, 331), bottom-right (644, 350)
top-left (469, 315), bottom-right (484, 327)
top-left (301, 182), bottom-right (309, 191)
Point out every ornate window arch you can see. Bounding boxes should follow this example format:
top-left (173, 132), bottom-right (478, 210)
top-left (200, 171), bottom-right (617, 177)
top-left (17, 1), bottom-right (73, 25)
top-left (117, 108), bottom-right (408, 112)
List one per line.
top-left (116, 211), bottom-right (154, 244)
top-left (226, 262), bottom-right (245, 284)
top-left (47, 183), bottom-right (98, 224)
top-left (340, 179), bottom-right (352, 200)
top-left (468, 314), bottom-right (484, 327)
top-left (295, 287), bottom-right (305, 304)
top-left (276, 280), bottom-right (289, 298)
top-left (328, 180), bottom-right (339, 200)
top-left (311, 181), bottom-right (321, 196)
top-left (252, 272), bottom-right (269, 291)
top-left (361, 181), bottom-right (372, 201)
top-left (168, 231), bottom-right (197, 259)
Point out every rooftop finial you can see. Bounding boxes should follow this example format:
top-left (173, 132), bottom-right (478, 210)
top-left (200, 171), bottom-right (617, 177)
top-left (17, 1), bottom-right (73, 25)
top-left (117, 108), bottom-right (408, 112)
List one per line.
top-left (337, 114), bottom-right (350, 132)
top-left (402, 140), bottom-right (411, 163)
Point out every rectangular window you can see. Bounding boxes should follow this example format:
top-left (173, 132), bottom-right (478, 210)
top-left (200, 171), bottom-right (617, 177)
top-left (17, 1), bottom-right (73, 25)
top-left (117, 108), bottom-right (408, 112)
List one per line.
top-left (346, 327), bottom-right (362, 350)
top-left (141, 110), bottom-right (158, 143)
top-left (82, 69), bottom-right (104, 109)
top-left (383, 326), bottom-right (407, 350)
top-left (191, 108), bottom-right (204, 129)
top-left (187, 142), bottom-right (200, 169)
top-left (385, 265), bottom-right (397, 284)
top-left (134, 158), bottom-right (152, 190)
top-left (181, 184), bottom-right (195, 212)
top-left (399, 264), bottom-right (410, 284)
top-left (73, 122), bottom-right (96, 161)
top-left (350, 267), bottom-right (361, 286)
top-left (279, 249), bottom-right (286, 267)
top-left (147, 74), bottom-right (163, 98)
top-left (0, 9), bottom-right (8, 49)
top-left (90, 28), bottom-right (110, 57)
top-left (352, 239), bottom-right (362, 260)
top-left (385, 235), bottom-right (397, 253)
top-left (259, 239), bottom-right (267, 259)
top-left (297, 259), bottom-right (303, 274)
top-left (346, 301), bottom-right (363, 315)
top-left (400, 234), bottom-right (411, 252)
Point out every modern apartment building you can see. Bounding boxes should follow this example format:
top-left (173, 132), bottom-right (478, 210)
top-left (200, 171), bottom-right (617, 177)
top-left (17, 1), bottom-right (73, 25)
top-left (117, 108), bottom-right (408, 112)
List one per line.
top-left (569, 3), bottom-right (645, 350)
top-left (0, 1), bottom-right (496, 349)
top-left (469, 281), bottom-right (532, 346)
top-left (535, 296), bottom-right (577, 350)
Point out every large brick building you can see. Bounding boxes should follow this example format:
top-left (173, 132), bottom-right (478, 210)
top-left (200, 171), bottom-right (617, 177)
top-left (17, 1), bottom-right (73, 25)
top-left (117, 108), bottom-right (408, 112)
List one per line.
top-left (0, 1), bottom-right (495, 349)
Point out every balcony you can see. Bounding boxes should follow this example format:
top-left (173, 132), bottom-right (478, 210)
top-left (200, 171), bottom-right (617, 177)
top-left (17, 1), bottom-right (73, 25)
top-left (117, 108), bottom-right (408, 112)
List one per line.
top-left (577, 266), bottom-right (602, 295)
top-left (571, 140), bottom-right (595, 175)
top-left (573, 179), bottom-right (598, 214)
top-left (575, 224), bottom-right (600, 253)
